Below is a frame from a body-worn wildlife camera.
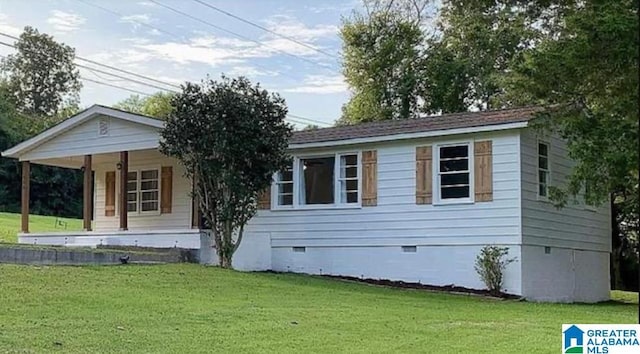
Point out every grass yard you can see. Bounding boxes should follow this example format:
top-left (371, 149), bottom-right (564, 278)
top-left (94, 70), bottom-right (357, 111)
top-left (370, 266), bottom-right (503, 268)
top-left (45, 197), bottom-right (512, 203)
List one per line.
top-left (0, 212), bottom-right (82, 243)
top-left (0, 264), bottom-right (636, 353)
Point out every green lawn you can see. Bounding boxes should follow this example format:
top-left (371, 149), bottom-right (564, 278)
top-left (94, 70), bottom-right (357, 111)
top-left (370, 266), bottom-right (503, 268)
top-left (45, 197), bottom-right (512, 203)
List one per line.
top-left (0, 212), bottom-right (82, 243)
top-left (0, 264), bottom-right (636, 353)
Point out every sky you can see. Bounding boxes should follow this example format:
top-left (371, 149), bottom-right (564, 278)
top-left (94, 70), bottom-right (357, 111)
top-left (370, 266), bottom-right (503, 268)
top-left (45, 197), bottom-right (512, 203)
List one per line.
top-left (0, 0), bottom-right (362, 127)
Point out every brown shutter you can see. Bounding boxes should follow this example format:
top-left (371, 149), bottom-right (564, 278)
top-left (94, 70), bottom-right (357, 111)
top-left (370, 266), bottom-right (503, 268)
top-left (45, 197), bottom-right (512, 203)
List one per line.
top-left (474, 140), bottom-right (493, 202)
top-left (105, 171), bottom-right (116, 216)
top-left (161, 166), bottom-right (173, 213)
top-left (361, 150), bottom-right (377, 206)
top-left (416, 146), bottom-right (433, 204)
top-left (257, 185), bottom-right (271, 210)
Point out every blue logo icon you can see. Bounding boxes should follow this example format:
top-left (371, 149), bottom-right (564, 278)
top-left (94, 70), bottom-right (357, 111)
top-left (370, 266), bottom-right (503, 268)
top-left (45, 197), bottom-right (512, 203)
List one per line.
top-left (563, 325), bottom-right (584, 353)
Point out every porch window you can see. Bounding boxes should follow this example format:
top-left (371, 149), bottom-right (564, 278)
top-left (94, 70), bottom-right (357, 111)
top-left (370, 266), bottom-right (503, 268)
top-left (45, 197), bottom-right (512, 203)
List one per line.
top-left (273, 153), bottom-right (360, 208)
top-left (127, 169), bottom-right (160, 213)
top-left (436, 143), bottom-right (471, 201)
top-left (538, 141), bottom-right (550, 198)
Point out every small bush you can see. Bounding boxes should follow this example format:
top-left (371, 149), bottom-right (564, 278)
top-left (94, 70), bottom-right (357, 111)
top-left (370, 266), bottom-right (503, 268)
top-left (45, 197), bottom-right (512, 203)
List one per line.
top-left (474, 246), bottom-right (517, 295)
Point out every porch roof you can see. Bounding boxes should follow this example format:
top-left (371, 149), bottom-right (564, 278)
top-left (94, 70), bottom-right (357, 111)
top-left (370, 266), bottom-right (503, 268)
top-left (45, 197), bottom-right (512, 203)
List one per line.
top-left (1, 105), bottom-right (165, 165)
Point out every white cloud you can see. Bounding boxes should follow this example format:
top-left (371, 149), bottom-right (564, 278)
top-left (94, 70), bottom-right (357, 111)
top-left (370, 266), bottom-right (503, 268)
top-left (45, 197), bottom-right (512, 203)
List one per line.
top-left (283, 74), bottom-right (347, 94)
top-left (0, 13), bottom-right (22, 36)
top-left (262, 15), bottom-right (339, 42)
top-left (120, 14), bottom-right (154, 30)
top-left (47, 10), bottom-right (86, 33)
top-left (225, 66), bottom-right (279, 77)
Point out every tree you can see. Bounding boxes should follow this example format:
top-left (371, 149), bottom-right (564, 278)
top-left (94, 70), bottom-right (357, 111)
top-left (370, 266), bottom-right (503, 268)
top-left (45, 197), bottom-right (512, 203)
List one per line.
top-left (160, 76), bottom-right (292, 268)
top-left (339, 4), bottom-right (426, 124)
top-left (0, 26), bottom-right (81, 117)
top-left (421, 1), bottom-right (541, 113)
top-left (114, 92), bottom-right (175, 120)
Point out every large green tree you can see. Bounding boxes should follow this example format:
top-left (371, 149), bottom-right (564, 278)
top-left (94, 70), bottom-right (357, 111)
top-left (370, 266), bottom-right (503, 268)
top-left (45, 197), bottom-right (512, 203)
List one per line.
top-left (339, 1), bottom-right (428, 124)
top-left (0, 26), bottom-right (81, 117)
top-left (160, 76), bottom-right (292, 268)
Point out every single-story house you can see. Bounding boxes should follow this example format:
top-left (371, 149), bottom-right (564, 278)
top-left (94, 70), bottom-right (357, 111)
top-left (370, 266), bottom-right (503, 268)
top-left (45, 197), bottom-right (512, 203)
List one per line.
top-left (1, 104), bottom-right (611, 302)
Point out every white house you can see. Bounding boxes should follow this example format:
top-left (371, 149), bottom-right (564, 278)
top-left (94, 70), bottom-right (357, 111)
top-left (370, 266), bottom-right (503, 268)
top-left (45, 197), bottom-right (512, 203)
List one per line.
top-left (1, 104), bottom-right (611, 303)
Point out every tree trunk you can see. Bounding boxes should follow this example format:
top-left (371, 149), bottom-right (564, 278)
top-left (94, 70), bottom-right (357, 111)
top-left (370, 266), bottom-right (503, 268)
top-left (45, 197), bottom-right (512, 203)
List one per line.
top-left (220, 253), bottom-right (233, 269)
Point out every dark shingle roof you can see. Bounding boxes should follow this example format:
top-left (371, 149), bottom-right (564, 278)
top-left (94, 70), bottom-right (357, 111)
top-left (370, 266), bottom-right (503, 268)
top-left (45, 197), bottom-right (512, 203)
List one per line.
top-left (290, 106), bottom-right (540, 145)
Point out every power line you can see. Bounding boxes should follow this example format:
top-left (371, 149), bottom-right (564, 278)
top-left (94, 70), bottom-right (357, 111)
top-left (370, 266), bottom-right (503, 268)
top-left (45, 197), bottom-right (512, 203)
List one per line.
top-left (0, 40), bottom-right (179, 93)
top-left (286, 113), bottom-right (330, 126)
top-left (0, 52), bottom-right (154, 96)
top-left (192, 0), bottom-right (340, 59)
top-left (148, 0), bottom-right (337, 73)
top-left (81, 77), bottom-right (154, 96)
top-left (0, 31), bottom-right (181, 90)
top-left (0, 34), bottom-right (331, 127)
top-left (74, 0), bottom-right (303, 82)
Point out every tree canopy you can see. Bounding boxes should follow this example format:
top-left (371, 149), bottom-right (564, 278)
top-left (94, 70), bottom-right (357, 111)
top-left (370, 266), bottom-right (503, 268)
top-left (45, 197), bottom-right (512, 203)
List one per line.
top-left (0, 26), bottom-right (81, 117)
top-left (114, 92), bottom-right (175, 120)
top-left (160, 76), bottom-right (292, 268)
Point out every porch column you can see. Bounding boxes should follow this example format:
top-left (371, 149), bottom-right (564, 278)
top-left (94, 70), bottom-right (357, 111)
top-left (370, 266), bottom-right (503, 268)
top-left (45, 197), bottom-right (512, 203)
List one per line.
top-left (119, 151), bottom-right (128, 231)
top-left (83, 155), bottom-right (92, 231)
top-left (21, 161), bottom-right (30, 233)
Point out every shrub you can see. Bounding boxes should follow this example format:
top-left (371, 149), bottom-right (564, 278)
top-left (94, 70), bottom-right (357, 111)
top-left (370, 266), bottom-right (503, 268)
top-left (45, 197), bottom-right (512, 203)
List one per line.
top-left (474, 246), bottom-right (517, 295)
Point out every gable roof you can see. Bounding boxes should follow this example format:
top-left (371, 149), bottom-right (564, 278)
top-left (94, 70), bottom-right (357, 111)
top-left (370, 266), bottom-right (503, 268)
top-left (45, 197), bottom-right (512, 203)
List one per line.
top-left (290, 106), bottom-right (540, 147)
top-left (1, 104), bottom-right (164, 158)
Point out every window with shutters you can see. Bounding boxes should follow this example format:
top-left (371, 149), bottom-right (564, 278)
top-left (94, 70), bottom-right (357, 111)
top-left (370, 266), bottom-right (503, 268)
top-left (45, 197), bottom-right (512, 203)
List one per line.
top-left (537, 141), bottom-right (550, 199)
top-left (273, 152), bottom-right (361, 209)
top-left (126, 168), bottom-right (160, 214)
top-left (434, 142), bottom-right (474, 203)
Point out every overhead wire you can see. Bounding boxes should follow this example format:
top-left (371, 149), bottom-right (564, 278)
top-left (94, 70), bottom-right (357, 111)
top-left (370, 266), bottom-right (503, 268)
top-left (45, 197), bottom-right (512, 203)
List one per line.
top-left (191, 0), bottom-right (340, 59)
top-left (148, 0), bottom-right (338, 72)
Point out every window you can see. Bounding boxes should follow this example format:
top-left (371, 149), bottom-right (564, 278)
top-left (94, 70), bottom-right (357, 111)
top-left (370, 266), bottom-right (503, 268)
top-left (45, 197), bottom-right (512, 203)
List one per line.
top-left (437, 144), bottom-right (471, 201)
top-left (273, 153), bottom-right (360, 208)
top-left (300, 156), bottom-right (335, 204)
top-left (339, 155), bottom-right (359, 203)
top-left (538, 141), bottom-right (550, 198)
top-left (275, 165), bottom-right (293, 206)
top-left (126, 169), bottom-right (160, 213)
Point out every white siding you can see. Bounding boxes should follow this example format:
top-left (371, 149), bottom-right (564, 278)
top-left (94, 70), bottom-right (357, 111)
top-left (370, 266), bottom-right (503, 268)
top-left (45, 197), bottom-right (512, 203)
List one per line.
top-left (520, 129), bottom-right (610, 252)
top-left (93, 149), bottom-right (193, 232)
top-left (21, 115), bottom-right (161, 161)
top-left (246, 130), bottom-right (523, 294)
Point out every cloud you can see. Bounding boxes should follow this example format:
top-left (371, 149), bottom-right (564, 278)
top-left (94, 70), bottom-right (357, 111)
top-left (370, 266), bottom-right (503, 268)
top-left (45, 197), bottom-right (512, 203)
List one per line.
top-left (120, 14), bottom-right (154, 30)
top-left (47, 10), bottom-right (86, 33)
top-left (225, 66), bottom-right (279, 77)
top-left (0, 13), bottom-right (22, 36)
top-left (262, 15), bottom-right (339, 42)
top-left (283, 74), bottom-right (347, 94)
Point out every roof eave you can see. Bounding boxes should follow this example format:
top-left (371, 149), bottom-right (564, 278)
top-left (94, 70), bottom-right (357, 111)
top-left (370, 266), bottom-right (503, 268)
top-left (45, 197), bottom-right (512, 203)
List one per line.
top-left (288, 121), bottom-right (529, 150)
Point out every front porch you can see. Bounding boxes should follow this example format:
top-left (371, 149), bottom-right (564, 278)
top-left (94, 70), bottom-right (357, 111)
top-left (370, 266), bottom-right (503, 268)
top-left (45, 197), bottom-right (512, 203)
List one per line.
top-left (2, 106), bottom-right (202, 249)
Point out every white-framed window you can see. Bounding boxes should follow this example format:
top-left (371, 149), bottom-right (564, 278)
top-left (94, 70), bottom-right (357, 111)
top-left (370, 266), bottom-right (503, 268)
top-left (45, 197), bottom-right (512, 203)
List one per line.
top-left (275, 165), bottom-right (294, 207)
top-left (434, 142), bottom-right (473, 203)
top-left (273, 152), bottom-right (361, 209)
top-left (127, 168), bottom-right (160, 214)
top-left (537, 141), bottom-right (550, 199)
